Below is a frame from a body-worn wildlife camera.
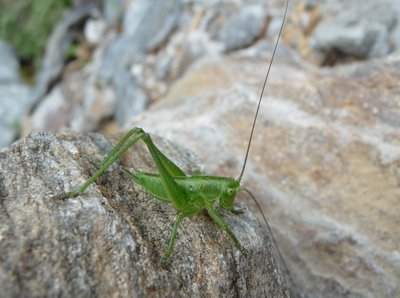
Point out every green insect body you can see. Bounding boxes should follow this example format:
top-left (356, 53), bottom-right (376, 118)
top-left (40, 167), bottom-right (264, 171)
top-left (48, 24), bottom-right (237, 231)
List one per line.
top-left (55, 128), bottom-right (246, 261)
top-left (54, 1), bottom-right (289, 262)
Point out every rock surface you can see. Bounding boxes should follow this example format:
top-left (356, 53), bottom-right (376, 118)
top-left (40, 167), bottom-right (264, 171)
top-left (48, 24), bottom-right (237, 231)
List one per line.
top-left (11, 0), bottom-right (400, 297)
top-left (278, 0), bottom-right (400, 65)
top-left (310, 0), bottom-right (400, 59)
top-left (214, 4), bottom-right (268, 52)
top-left (0, 131), bottom-right (289, 297)
top-left (130, 50), bottom-right (400, 297)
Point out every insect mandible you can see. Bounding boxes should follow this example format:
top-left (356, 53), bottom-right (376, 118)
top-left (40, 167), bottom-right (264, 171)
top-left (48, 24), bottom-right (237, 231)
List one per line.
top-left (54, 0), bottom-right (289, 263)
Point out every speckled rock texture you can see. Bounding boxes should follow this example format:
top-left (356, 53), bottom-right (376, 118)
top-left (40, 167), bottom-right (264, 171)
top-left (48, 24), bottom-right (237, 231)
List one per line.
top-left (0, 131), bottom-right (289, 297)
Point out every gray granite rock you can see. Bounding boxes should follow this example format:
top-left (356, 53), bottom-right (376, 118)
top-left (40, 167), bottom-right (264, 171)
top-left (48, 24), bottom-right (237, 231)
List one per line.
top-left (98, 0), bottom-right (182, 125)
top-left (0, 131), bottom-right (289, 297)
top-left (214, 4), bottom-right (267, 52)
top-left (30, 5), bottom-right (99, 111)
top-left (0, 40), bottom-right (19, 82)
top-left (103, 0), bottom-right (124, 23)
top-left (311, 0), bottom-right (400, 58)
top-left (26, 0), bottom-right (280, 134)
top-left (0, 40), bottom-right (32, 148)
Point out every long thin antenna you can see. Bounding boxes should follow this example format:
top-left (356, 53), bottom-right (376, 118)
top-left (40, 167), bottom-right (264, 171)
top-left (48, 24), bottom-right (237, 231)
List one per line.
top-left (242, 188), bottom-right (291, 278)
top-left (238, 0), bottom-right (288, 182)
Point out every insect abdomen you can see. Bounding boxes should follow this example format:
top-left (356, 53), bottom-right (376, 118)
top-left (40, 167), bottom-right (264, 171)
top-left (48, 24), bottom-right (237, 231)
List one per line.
top-left (130, 171), bottom-right (233, 206)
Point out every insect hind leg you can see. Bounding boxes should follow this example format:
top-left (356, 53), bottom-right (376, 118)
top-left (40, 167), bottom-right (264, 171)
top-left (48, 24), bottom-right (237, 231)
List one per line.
top-left (53, 128), bottom-right (145, 200)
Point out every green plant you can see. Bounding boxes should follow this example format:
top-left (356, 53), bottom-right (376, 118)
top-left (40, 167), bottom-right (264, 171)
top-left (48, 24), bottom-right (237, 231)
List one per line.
top-left (0, 0), bottom-right (71, 76)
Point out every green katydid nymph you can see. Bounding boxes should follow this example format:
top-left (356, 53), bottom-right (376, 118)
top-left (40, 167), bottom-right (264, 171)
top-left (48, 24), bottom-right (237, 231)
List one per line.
top-left (54, 0), bottom-right (289, 263)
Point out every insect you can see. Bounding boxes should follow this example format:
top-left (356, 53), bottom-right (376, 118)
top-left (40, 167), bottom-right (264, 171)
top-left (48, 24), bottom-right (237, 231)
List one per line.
top-left (54, 0), bottom-right (289, 263)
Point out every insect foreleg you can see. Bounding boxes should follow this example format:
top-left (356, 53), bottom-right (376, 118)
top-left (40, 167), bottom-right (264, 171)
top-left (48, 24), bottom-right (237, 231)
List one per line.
top-left (205, 204), bottom-right (246, 253)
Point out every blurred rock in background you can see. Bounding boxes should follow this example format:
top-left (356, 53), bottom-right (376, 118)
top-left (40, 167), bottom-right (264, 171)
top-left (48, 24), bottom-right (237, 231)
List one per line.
top-left (132, 51), bottom-right (400, 298)
top-left (0, 40), bottom-right (32, 148)
top-left (0, 0), bottom-right (399, 297)
top-left (310, 0), bottom-right (400, 64)
top-left (0, 0), bottom-right (398, 143)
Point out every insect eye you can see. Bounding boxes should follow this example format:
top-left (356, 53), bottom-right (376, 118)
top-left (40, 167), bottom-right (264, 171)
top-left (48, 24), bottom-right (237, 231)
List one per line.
top-left (227, 189), bottom-right (234, 195)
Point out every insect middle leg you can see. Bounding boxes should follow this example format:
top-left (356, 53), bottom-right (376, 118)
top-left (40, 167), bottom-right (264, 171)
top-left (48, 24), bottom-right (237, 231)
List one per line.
top-left (161, 212), bottom-right (185, 262)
